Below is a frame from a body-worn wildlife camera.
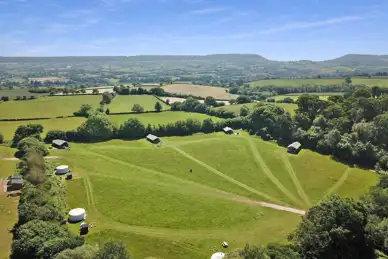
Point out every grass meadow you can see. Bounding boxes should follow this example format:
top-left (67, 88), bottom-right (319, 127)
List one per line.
top-left (0, 148), bottom-right (19, 258)
top-left (214, 102), bottom-right (298, 115)
top-left (250, 78), bottom-right (388, 87)
top-left (106, 95), bottom-right (170, 113)
top-left (0, 112), bottom-right (220, 140)
top-left (0, 96), bottom-right (101, 119)
top-left (109, 111), bottom-right (222, 127)
top-left (0, 88), bottom-right (43, 98)
top-left (162, 84), bottom-right (238, 100)
top-left (48, 132), bottom-right (377, 259)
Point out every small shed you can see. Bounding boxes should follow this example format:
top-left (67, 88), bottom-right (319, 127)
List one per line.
top-left (80, 222), bottom-right (89, 235)
top-left (52, 139), bottom-right (69, 149)
top-left (223, 127), bottom-right (233, 134)
top-left (146, 134), bottom-right (160, 144)
top-left (66, 172), bottom-right (73, 180)
top-left (288, 142), bottom-right (302, 154)
top-left (7, 178), bottom-right (23, 191)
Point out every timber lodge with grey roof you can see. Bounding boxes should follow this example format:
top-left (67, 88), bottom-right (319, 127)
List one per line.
top-left (223, 127), bottom-right (233, 134)
top-left (288, 142), bottom-right (302, 154)
top-left (52, 139), bottom-right (69, 149)
top-left (146, 134), bottom-right (160, 144)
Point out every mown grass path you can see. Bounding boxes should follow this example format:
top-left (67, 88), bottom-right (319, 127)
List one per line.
top-left (324, 168), bottom-right (350, 198)
top-left (244, 137), bottom-right (303, 207)
top-left (281, 155), bottom-right (311, 207)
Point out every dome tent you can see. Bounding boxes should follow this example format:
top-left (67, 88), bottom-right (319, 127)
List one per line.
top-left (56, 165), bottom-right (69, 175)
top-left (68, 208), bottom-right (86, 222)
top-left (211, 252), bottom-right (225, 259)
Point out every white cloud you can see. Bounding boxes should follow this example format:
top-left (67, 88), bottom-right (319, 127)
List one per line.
top-left (259, 16), bottom-right (363, 34)
top-left (190, 7), bottom-right (227, 14)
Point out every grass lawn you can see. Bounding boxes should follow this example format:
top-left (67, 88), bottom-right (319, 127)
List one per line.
top-left (0, 88), bottom-right (43, 98)
top-left (272, 94), bottom-right (339, 101)
top-left (250, 78), bottom-right (388, 87)
top-left (163, 84), bottom-right (238, 100)
top-left (58, 133), bottom-right (377, 258)
top-left (0, 96), bottom-right (101, 119)
top-left (108, 111), bottom-right (222, 127)
top-left (106, 95), bottom-right (170, 113)
top-left (0, 117), bottom-right (86, 140)
top-left (0, 151), bottom-right (19, 258)
top-left (214, 102), bottom-right (297, 115)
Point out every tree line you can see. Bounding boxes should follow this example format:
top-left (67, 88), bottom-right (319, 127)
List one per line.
top-left (225, 174), bottom-right (388, 259)
top-left (8, 125), bottom-right (133, 259)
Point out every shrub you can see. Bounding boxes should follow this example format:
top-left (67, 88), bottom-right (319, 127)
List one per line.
top-left (17, 137), bottom-right (48, 157)
top-left (0, 132), bottom-right (3, 143)
top-left (131, 104), bottom-right (144, 113)
top-left (94, 241), bottom-right (132, 259)
top-left (118, 118), bottom-right (146, 139)
top-left (77, 113), bottom-right (115, 141)
top-left (44, 130), bottom-right (67, 143)
top-left (12, 124), bottom-right (43, 146)
top-left (55, 245), bottom-right (97, 259)
top-left (73, 104), bottom-right (93, 117)
top-left (154, 102), bottom-right (163, 112)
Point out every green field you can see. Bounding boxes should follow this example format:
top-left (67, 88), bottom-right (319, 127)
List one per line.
top-left (272, 94), bottom-right (334, 101)
top-left (250, 78), bottom-right (388, 87)
top-left (0, 112), bottom-right (221, 140)
top-left (215, 102), bottom-right (298, 115)
top-left (106, 95), bottom-right (170, 113)
top-left (0, 88), bottom-right (43, 98)
top-left (109, 111), bottom-right (222, 126)
top-left (0, 117), bottom-right (87, 140)
top-left (0, 148), bottom-right (18, 259)
top-left (0, 96), bottom-right (101, 119)
top-left (47, 133), bottom-right (377, 258)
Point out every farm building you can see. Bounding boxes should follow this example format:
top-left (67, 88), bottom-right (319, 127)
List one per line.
top-left (288, 142), bottom-right (302, 154)
top-left (146, 134), bottom-right (160, 144)
top-left (52, 139), bottom-right (69, 149)
top-left (68, 208), bottom-right (86, 222)
top-left (223, 127), bottom-right (233, 134)
top-left (7, 177), bottom-right (23, 191)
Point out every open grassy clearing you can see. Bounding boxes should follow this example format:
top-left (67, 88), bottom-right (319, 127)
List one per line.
top-left (0, 112), bottom-right (221, 141)
top-left (272, 94), bottom-right (337, 101)
top-left (0, 149), bottom-right (18, 258)
top-left (250, 78), bottom-right (388, 87)
top-left (54, 132), bottom-right (377, 258)
top-left (0, 96), bottom-right (101, 119)
top-left (162, 84), bottom-right (238, 100)
top-left (109, 111), bottom-right (222, 127)
top-left (106, 95), bottom-right (170, 113)
top-left (214, 102), bottom-right (297, 115)
top-left (0, 88), bottom-right (44, 98)
top-left (0, 117), bottom-right (86, 140)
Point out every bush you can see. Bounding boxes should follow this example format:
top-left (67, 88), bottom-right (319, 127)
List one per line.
top-left (118, 118), bottom-right (146, 139)
top-left (77, 113), bottom-right (115, 141)
top-left (0, 132), bottom-right (3, 144)
top-left (12, 124), bottom-right (43, 146)
top-left (44, 130), bottom-right (67, 143)
top-left (55, 245), bottom-right (97, 259)
top-left (131, 104), bottom-right (144, 113)
top-left (154, 102), bottom-right (163, 112)
top-left (73, 104), bottom-right (93, 117)
top-left (101, 91), bottom-right (113, 104)
top-left (17, 137), bottom-right (48, 157)
top-left (94, 241), bottom-right (131, 259)
top-left (12, 220), bottom-right (83, 259)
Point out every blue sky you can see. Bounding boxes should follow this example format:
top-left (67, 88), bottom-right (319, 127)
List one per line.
top-left (0, 0), bottom-right (387, 60)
